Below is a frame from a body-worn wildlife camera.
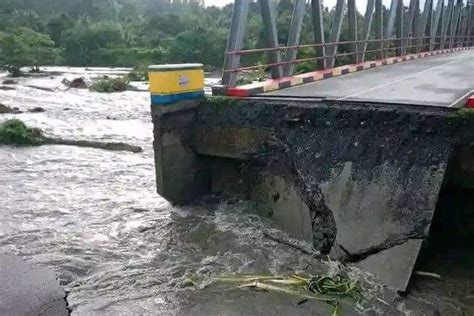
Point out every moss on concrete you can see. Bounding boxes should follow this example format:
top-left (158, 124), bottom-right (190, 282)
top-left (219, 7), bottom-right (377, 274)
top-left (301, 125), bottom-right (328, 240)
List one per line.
top-left (205, 96), bottom-right (243, 108)
top-left (446, 108), bottom-right (474, 125)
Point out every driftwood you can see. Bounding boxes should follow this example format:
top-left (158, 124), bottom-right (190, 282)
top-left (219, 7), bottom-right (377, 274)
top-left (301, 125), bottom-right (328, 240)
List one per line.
top-left (25, 85), bottom-right (56, 92)
top-left (44, 138), bottom-right (143, 153)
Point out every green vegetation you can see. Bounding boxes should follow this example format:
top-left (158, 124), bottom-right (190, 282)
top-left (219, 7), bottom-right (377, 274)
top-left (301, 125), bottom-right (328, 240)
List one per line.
top-left (446, 108), bottom-right (474, 125)
top-left (89, 76), bottom-right (130, 92)
top-left (454, 108), bottom-right (474, 119)
top-left (0, 119), bottom-right (44, 145)
top-left (0, 0), bottom-right (384, 75)
top-left (0, 27), bottom-right (59, 75)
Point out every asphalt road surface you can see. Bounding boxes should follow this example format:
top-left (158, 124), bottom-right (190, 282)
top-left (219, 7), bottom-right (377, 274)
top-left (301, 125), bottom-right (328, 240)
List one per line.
top-left (265, 49), bottom-right (474, 107)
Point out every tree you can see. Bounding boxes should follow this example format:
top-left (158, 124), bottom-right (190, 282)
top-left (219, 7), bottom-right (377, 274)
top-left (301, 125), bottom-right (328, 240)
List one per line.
top-left (61, 20), bottom-right (124, 66)
top-left (0, 27), bottom-right (59, 75)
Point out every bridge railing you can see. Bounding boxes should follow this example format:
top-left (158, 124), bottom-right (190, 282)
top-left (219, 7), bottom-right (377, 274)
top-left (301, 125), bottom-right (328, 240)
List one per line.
top-left (222, 0), bottom-right (474, 88)
top-left (224, 35), bottom-right (474, 74)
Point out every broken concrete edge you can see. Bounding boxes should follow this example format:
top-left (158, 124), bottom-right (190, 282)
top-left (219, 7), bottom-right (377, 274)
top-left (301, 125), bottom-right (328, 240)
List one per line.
top-left (151, 96), bottom-right (474, 291)
top-left (190, 98), bottom-right (474, 291)
top-left (211, 46), bottom-right (474, 97)
top-left (355, 239), bottom-right (424, 292)
top-left (0, 254), bottom-right (70, 316)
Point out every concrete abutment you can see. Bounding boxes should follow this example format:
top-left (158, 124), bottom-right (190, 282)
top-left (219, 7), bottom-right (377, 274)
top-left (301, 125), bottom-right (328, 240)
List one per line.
top-left (151, 64), bottom-right (474, 291)
top-left (151, 96), bottom-right (474, 291)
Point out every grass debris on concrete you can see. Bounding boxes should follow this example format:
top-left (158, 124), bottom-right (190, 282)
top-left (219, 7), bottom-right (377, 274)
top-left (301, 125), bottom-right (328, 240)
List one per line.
top-left (212, 273), bottom-right (363, 315)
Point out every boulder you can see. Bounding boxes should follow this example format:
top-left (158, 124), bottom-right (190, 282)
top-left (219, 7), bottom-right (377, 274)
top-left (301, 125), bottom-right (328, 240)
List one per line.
top-left (0, 104), bottom-right (22, 114)
top-left (2, 79), bottom-right (16, 85)
top-left (62, 77), bottom-right (87, 89)
top-left (28, 107), bottom-right (46, 113)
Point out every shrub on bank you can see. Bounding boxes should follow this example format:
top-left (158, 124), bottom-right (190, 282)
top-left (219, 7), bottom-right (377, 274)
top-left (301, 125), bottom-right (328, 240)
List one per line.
top-left (0, 119), bottom-right (44, 145)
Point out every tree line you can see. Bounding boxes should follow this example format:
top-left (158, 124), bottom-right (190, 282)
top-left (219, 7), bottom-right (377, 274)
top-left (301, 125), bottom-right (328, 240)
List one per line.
top-left (0, 0), bottom-right (371, 75)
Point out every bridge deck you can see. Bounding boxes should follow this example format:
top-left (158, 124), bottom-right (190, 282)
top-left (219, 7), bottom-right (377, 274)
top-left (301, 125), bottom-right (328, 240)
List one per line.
top-left (265, 50), bottom-right (474, 107)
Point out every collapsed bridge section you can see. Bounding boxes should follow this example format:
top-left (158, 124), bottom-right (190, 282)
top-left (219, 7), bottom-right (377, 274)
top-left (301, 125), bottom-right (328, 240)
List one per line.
top-left (149, 65), bottom-right (474, 292)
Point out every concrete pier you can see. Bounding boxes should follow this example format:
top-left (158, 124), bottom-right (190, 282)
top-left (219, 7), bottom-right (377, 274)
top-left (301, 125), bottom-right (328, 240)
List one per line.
top-left (149, 64), bottom-right (210, 204)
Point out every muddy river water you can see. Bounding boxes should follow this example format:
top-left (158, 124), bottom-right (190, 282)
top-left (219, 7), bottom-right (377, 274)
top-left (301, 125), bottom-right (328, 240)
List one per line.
top-left (0, 69), bottom-right (473, 315)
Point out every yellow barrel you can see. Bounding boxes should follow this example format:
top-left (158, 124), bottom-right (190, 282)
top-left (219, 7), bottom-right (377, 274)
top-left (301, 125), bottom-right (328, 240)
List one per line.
top-left (149, 64), bottom-right (204, 105)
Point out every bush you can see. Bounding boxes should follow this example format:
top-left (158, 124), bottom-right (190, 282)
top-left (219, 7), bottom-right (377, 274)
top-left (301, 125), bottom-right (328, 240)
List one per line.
top-left (0, 119), bottom-right (44, 145)
top-left (89, 76), bottom-right (130, 92)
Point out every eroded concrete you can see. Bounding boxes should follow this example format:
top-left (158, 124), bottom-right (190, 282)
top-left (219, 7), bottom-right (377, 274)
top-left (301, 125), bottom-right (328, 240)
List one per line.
top-left (250, 174), bottom-right (313, 242)
top-left (356, 239), bottom-right (424, 291)
top-left (189, 98), bottom-right (474, 291)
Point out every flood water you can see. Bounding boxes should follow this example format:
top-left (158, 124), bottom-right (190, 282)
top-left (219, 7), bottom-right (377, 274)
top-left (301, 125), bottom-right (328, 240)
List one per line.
top-left (0, 68), bottom-right (472, 315)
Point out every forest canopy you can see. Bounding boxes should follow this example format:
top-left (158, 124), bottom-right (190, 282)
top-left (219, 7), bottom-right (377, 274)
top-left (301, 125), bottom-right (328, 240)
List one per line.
top-left (0, 0), bottom-right (375, 73)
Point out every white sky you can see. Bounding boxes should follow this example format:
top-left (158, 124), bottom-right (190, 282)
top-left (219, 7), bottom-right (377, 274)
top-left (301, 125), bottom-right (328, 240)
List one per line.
top-left (204, 1), bottom-right (467, 12)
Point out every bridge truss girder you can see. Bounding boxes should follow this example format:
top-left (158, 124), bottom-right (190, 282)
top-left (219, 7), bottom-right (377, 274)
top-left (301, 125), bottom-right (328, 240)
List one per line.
top-left (222, 0), bottom-right (474, 87)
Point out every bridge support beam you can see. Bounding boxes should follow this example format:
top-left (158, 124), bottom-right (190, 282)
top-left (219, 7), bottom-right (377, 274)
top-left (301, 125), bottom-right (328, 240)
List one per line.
top-left (326, 0), bottom-right (345, 68)
top-left (311, 0), bottom-right (327, 69)
top-left (402, 0), bottom-right (417, 55)
top-left (430, 0), bottom-right (444, 51)
top-left (222, 0), bottom-right (249, 87)
top-left (467, 5), bottom-right (474, 47)
top-left (441, 0), bottom-right (455, 49)
top-left (458, 6), bottom-right (469, 47)
top-left (395, 0), bottom-right (404, 56)
top-left (449, 4), bottom-right (461, 48)
top-left (384, 0), bottom-right (399, 58)
top-left (259, 0), bottom-right (283, 79)
top-left (416, 0), bottom-right (433, 53)
top-left (283, 0), bottom-right (306, 77)
top-left (347, 0), bottom-right (359, 63)
top-left (360, 0), bottom-right (375, 62)
top-left (375, 0), bottom-right (384, 59)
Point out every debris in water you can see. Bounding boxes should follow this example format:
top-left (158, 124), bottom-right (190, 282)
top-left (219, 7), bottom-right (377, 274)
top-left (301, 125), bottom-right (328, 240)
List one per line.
top-left (0, 118), bottom-right (143, 153)
top-left (413, 271), bottom-right (442, 279)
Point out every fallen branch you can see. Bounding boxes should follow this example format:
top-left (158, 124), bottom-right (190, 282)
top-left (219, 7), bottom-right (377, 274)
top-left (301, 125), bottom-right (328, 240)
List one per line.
top-left (263, 231), bottom-right (320, 257)
top-left (25, 85), bottom-right (56, 92)
top-left (0, 119), bottom-right (142, 153)
top-left (44, 137), bottom-right (143, 153)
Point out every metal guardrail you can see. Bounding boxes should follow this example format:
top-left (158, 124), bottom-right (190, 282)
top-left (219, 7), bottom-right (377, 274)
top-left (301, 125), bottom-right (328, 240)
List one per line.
top-left (223, 35), bottom-right (474, 73)
top-left (222, 0), bottom-right (474, 87)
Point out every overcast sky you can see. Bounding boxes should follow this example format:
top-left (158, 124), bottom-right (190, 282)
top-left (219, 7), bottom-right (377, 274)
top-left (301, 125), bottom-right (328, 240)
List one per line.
top-left (204, 0), bottom-right (467, 12)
